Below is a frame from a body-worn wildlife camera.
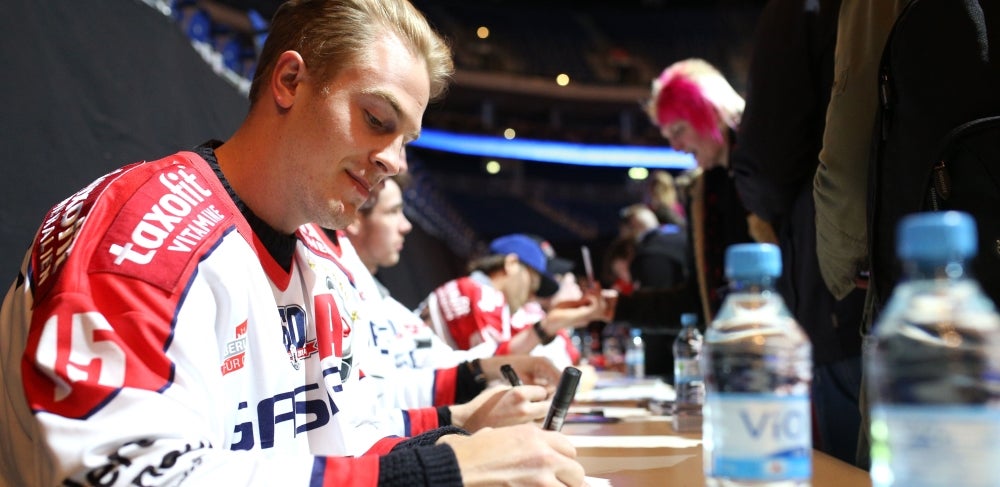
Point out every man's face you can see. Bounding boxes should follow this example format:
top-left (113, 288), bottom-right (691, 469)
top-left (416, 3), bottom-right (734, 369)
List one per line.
top-left (504, 259), bottom-right (540, 314)
top-left (660, 119), bottom-right (724, 170)
top-left (353, 179), bottom-right (412, 271)
top-left (284, 33), bottom-right (430, 231)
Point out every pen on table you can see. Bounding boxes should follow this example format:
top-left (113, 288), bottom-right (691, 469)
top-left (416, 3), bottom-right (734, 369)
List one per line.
top-left (542, 366), bottom-right (582, 432)
top-left (500, 364), bottom-right (522, 386)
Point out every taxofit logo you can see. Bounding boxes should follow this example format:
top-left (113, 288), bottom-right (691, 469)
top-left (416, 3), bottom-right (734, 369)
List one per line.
top-left (107, 166), bottom-right (218, 266)
top-left (93, 161), bottom-right (235, 292)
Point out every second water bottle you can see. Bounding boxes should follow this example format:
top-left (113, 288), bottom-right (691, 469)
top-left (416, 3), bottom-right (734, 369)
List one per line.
top-left (702, 243), bottom-right (812, 486)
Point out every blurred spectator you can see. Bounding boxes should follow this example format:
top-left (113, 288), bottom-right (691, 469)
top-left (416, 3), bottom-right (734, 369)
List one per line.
top-left (644, 58), bottom-right (773, 321)
top-left (619, 203), bottom-right (690, 291)
top-left (601, 236), bottom-right (636, 296)
top-left (648, 169), bottom-right (687, 226)
top-left (814, 0), bottom-right (908, 470)
top-left (813, 0), bottom-right (905, 303)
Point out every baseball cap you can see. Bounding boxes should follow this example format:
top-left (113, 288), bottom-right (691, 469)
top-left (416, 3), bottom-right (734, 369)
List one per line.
top-left (526, 234), bottom-right (575, 276)
top-left (489, 234), bottom-right (560, 298)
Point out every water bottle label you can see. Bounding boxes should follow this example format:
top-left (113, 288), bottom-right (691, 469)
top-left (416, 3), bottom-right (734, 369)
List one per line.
top-left (706, 393), bottom-right (811, 481)
top-left (674, 358), bottom-right (700, 382)
top-left (871, 405), bottom-right (1000, 487)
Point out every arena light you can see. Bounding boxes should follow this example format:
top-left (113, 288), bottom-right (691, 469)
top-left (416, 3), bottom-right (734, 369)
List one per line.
top-left (628, 167), bottom-right (650, 180)
top-left (410, 128), bottom-right (696, 169)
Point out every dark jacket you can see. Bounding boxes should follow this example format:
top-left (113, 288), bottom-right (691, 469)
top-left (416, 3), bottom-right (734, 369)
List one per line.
top-left (730, 0), bottom-right (863, 365)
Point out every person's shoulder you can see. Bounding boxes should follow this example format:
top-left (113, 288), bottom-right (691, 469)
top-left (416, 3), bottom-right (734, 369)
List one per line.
top-left (30, 151), bottom-right (244, 301)
top-left (432, 275), bottom-right (487, 304)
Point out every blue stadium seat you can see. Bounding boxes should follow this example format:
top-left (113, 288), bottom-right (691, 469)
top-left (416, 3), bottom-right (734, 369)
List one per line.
top-left (186, 9), bottom-right (213, 44)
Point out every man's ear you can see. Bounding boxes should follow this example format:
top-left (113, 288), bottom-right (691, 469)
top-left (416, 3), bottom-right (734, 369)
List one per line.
top-left (271, 50), bottom-right (306, 110)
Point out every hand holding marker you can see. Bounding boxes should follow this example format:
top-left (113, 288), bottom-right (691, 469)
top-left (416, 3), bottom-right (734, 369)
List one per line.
top-left (542, 366), bottom-right (582, 432)
top-left (501, 364), bottom-right (522, 386)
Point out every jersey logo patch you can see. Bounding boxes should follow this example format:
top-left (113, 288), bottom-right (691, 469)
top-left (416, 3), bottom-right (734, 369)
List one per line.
top-left (221, 320), bottom-right (249, 375)
top-left (279, 304), bottom-right (319, 370)
top-left (92, 163), bottom-right (233, 292)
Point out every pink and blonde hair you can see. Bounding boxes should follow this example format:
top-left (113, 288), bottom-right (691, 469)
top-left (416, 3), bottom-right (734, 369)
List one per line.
top-left (645, 59), bottom-right (744, 144)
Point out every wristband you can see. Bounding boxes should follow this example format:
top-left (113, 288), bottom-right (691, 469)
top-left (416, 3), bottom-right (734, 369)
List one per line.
top-left (466, 358), bottom-right (487, 384)
top-left (533, 320), bottom-right (556, 345)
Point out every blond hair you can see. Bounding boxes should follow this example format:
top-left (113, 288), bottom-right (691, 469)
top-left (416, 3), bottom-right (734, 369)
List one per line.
top-left (249, 0), bottom-right (453, 104)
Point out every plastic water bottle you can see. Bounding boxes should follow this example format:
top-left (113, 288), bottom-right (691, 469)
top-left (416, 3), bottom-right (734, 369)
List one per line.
top-left (673, 312), bottom-right (704, 432)
top-left (625, 327), bottom-right (645, 379)
top-left (866, 211), bottom-right (1000, 487)
top-left (702, 243), bottom-right (812, 486)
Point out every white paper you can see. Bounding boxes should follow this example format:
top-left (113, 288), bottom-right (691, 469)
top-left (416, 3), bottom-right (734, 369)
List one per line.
top-left (584, 476), bottom-right (612, 487)
top-left (575, 378), bottom-right (676, 403)
top-left (568, 434), bottom-right (701, 449)
top-left (568, 405), bottom-right (651, 418)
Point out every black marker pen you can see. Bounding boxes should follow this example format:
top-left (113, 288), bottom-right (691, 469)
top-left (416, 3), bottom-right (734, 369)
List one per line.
top-left (501, 364), bottom-right (522, 386)
top-left (542, 366), bottom-right (581, 432)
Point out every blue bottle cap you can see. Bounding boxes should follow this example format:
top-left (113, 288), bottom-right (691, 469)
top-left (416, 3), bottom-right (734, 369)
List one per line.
top-left (897, 211), bottom-right (977, 262)
top-left (725, 243), bottom-right (782, 280)
top-left (680, 313), bottom-right (698, 327)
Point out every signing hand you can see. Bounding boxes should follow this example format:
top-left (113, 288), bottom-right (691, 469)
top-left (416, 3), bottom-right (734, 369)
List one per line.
top-left (452, 384), bottom-right (550, 432)
top-left (441, 423), bottom-right (585, 486)
top-left (480, 355), bottom-right (562, 390)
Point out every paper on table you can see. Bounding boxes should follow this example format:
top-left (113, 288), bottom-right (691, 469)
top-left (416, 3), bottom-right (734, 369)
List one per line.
top-left (579, 453), bottom-right (697, 475)
top-left (584, 476), bottom-right (612, 487)
top-left (567, 435), bottom-right (701, 449)
top-left (568, 405), bottom-right (651, 418)
top-left (574, 377), bottom-right (676, 403)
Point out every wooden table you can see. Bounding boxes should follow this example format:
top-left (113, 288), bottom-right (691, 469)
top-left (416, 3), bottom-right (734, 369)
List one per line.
top-left (562, 415), bottom-right (872, 487)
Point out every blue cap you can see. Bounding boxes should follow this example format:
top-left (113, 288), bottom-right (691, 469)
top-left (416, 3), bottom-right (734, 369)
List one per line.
top-left (897, 211), bottom-right (977, 262)
top-left (680, 312), bottom-right (698, 327)
top-left (725, 243), bottom-right (782, 280)
top-left (489, 234), bottom-right (559, 298)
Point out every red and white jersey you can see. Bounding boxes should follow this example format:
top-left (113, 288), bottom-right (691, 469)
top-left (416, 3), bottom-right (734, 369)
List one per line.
top-left (338, 241), bottom-right (492, 409)
top-left (423, 274), bottom-right (577, 365)
top-left (0, 152), bottom-right (440, 487)
top-left (423, 274), bottom-right (511, 353)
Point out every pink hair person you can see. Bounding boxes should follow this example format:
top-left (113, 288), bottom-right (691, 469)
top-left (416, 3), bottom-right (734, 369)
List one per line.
top-left (654, 69), bottom-right (723, 144)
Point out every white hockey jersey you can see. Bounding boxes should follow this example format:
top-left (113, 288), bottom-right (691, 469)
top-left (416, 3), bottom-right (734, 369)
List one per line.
top-left (0, 151), bottom-right (447, 487)
top-left (339, 242), bottom-right (496, 409)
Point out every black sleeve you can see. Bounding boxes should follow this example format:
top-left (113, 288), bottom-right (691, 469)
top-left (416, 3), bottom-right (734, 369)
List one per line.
top-left (731, 0), bottom-right (840, 222)
top-left (436, 405), bottom-right (453, 426)
top-left (379, 426), bottom-right (468, 487)
top-left (453, 360), bottom-right (487, 404)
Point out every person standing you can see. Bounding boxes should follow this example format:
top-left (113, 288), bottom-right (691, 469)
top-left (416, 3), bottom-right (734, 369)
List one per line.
top-left (644, 58), bottom-right (773, 322)
top-left (730, 0), bottom-right (865, 466)
top-left (813, 0), bottom-right (908, 470)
